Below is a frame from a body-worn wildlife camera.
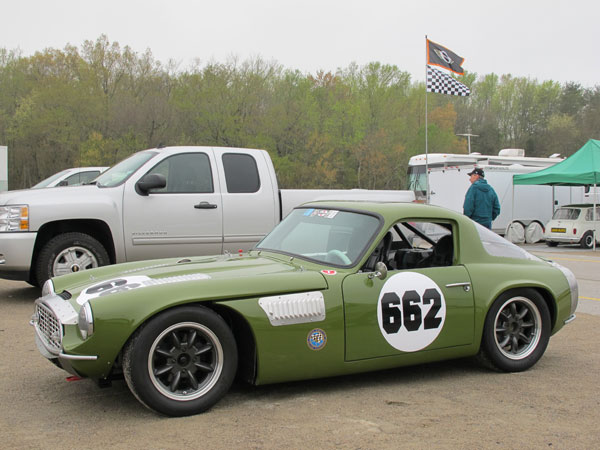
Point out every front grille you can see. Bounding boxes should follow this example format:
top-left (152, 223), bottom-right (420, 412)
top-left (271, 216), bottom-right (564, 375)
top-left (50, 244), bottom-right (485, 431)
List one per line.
top-left (35, 302), bottom-right (62, 351)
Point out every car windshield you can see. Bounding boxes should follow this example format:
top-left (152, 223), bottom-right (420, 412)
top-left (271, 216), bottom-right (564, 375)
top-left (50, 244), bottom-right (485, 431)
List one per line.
top-left (31, 169), bottom-right (71, 188)
top-left (256, 207), bottom-right (381, 266)
top-left (95, 151), bottom-right (157, 188)
top-left (552, 208), bottom-right (580, 220)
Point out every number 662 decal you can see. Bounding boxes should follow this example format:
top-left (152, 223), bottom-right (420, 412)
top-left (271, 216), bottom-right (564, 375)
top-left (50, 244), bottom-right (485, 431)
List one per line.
top-left (376, 272), bottom-right (446, 352)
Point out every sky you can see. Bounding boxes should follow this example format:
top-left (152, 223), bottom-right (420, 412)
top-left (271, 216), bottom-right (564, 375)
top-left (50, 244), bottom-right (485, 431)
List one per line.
top-left (2, 0), bottom-right (599, 87)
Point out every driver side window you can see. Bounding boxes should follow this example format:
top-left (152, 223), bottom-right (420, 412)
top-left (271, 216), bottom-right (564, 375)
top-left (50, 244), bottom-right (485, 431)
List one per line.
top-left (362, 221), bottom-right (454, 272)
top-left (146, 153), bottom-right (214, 194)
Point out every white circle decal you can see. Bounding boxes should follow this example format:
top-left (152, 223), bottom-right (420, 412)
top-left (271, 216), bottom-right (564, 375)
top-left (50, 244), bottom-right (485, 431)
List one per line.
top-left (377, 272), bottom-right (446, 352)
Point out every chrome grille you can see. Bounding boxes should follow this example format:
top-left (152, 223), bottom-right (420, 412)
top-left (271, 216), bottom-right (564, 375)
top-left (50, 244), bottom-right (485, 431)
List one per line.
top-left (35, 302), bottom-right (62, 351)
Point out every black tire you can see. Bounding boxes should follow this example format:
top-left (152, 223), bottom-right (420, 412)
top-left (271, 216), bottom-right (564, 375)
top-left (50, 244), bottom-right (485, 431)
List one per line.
top-left (479, 289), bottom-right (551, 372)
top-left (545, 240), bottom-right (558, 247)
top-left (35, 232), bottom-right (110, 286)
top-left (580, 231), bottom-right (594, 249)
top-left (122, 305), bottom-right (238, 416)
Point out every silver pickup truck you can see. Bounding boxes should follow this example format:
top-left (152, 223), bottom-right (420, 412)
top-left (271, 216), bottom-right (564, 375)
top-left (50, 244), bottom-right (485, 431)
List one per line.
top-left (0, 146), bottom-right (413, 286)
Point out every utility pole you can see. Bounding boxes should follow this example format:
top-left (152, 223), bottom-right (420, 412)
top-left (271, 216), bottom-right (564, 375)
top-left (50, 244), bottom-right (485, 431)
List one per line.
top-left (457, 133), bottom-right (478, 154)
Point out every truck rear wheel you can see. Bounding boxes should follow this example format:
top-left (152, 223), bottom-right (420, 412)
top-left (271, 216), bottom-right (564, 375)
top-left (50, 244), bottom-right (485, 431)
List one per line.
top-left (36, 232), bottom-right (110, 285)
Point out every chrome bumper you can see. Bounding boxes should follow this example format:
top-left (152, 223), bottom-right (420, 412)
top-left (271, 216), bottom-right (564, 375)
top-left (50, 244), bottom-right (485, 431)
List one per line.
top-left (564, 314), bottom-right (576, 325)
top-left (30, 294), bottom-right (98, 364)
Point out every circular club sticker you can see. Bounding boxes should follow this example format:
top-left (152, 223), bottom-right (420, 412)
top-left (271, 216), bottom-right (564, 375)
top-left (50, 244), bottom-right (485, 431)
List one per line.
top-left (376, 272), bottom-right (446, 352)
top-left (307, 328), bottom-right (327, 351)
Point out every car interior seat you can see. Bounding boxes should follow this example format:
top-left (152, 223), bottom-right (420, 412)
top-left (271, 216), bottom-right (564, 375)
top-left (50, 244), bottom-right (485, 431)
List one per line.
top-left (363, 232), bottom-right (393, 271)
top-left (417, 234), bottom-right (453, 268)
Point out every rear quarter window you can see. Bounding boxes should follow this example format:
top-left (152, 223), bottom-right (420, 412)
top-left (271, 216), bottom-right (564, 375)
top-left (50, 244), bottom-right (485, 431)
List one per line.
top-left (222, 153), bottom-right (260, 193)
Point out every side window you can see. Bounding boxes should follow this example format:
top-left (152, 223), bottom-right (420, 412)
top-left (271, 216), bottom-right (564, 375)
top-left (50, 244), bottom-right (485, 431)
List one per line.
top-left (76, 171), bottom-right (100, 185)
top-left (62, 173), bottom-right (82, 186)
top-left (222, 153), bottom-right (260, 193)
top-left (585, 208), bottom-right (599, 221)
top-left (362, 221), bottom-right (454, 272)
top-left (147, 153), bottom-right (213, 193)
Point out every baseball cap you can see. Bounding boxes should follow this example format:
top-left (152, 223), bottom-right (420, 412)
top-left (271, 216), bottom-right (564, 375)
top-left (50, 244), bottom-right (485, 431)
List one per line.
top-left (467, 168), bottom-right (484, 177)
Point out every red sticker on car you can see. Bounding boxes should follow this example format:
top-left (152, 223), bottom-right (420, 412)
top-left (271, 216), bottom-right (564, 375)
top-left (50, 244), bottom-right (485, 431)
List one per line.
top-left (321, 270), bottom-right (337, 275)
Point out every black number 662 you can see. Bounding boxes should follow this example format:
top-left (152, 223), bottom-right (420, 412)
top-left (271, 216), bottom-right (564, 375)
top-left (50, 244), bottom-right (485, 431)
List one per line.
top-left (380, 288), bottom-right (443, 334)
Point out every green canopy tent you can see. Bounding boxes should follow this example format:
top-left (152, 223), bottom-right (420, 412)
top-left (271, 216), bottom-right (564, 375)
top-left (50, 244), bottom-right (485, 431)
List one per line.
top-left (513, 139), bottom-right (600, 248)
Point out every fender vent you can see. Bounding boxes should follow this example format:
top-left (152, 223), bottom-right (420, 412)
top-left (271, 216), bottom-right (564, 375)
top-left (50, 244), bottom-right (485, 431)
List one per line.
top-left (258, 291), bottom-right (325, 326)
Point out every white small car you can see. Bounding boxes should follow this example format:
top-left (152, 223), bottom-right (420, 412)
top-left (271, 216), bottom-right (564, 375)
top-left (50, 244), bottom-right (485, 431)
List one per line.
top-left (31, 167), bottom-right (109, 188)
top-left (544, 204), bottom-right (600, 248)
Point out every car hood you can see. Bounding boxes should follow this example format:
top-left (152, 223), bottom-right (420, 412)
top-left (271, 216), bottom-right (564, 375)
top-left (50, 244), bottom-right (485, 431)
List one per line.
top-left (50, 252), bottom-right (329, 306)
top-left (0, 184), bottom-right (100, 205)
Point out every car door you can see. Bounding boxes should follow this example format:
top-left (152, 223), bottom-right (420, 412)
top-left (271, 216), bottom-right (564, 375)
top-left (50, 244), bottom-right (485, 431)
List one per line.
top-left (342, 221), bottom-right (474, 361)
top-left (122, 150), bottom-right (224, 261)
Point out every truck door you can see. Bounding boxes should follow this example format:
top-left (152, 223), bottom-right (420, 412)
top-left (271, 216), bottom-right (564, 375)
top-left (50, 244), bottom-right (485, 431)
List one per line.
top-left (215, 150), bottom-right (279, 253)
top-left (122, 150), bottom-right (224, 261)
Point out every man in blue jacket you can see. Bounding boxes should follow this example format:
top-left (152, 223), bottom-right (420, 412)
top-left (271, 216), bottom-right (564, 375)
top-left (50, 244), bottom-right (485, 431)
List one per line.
top-left (463, 168), bottom-right (500, 229)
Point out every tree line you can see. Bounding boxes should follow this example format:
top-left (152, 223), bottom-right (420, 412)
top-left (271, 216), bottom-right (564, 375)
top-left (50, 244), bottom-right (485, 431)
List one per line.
top-left (0, 35), bottom-right (598, 190)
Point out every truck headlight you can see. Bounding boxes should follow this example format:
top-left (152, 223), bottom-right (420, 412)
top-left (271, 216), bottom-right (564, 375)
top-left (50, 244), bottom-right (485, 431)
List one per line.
top-left (0, 205), bottom-right (29, 231)
top-left (78, 302), bottom-right (94, 339)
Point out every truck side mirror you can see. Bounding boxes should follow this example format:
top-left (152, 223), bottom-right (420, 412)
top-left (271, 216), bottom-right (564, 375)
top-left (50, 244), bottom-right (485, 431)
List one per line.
top-left (136, 173), bottom-right (167, 196)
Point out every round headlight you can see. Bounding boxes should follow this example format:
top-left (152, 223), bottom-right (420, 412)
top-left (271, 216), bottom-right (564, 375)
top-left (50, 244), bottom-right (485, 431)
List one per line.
top-left (78, 302), bottom-right (94, 340)
top-left (41, 279), bottom-right (55, 297)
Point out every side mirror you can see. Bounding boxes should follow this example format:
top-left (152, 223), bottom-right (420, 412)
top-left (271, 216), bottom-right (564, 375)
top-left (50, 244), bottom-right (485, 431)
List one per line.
top-left (57, 180), bottom-right (68, 186)
top-left (136, 173), bottom-right (167, 196)
top-left (368, 261), bottom-right (388, 280)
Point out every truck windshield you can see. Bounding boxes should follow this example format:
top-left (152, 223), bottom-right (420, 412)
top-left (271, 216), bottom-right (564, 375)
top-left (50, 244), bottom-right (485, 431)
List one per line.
top-left (407, 166), bottom-right (426, 200)
top-left (31, 169), bottom-right (71, 188)
top-left (256, 208), bottom-right (381, 267)
top-left (95, 151), bottom-right (157, 188)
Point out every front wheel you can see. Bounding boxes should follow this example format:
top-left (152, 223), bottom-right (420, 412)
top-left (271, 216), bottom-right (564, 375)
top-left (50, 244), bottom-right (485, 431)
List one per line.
top-left (35, 232), bottom-right (110, 286)
top-left (122, 306), bottom-right (238, 416)
top-left (479, 289), bottom-right (551, 372)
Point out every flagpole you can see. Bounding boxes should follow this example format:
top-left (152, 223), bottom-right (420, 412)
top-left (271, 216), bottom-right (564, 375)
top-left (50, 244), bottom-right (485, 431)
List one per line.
top-left (425, 35), bottom-right (429, 204)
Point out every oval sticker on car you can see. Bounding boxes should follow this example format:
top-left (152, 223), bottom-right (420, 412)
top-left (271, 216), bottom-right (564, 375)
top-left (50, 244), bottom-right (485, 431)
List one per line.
top-left (377, 272), bottom-right (446, 352)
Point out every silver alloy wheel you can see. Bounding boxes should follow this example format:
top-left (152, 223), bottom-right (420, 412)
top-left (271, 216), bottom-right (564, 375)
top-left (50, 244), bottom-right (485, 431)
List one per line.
top-left (584, 233), bottom-right (594, 248)
top-left (494, 296), bottom-right (542, 360)
top-left (52, 245), bottom-right (99, 276)
top-left (147, 322), bottom-right (224, 401)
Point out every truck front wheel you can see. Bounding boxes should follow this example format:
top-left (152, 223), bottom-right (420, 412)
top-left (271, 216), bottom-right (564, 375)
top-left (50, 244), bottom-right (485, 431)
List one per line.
top-left (36, 232), bottom-right (110, 285)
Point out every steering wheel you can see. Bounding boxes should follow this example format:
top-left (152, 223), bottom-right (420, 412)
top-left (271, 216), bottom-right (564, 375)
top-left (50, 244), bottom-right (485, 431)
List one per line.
top-left (326, 249), bottom-right (351, 265)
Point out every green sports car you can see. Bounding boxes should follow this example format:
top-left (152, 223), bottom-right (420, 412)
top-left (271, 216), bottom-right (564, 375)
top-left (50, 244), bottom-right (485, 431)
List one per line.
top-left (31, 201), bottom-right (578, 416)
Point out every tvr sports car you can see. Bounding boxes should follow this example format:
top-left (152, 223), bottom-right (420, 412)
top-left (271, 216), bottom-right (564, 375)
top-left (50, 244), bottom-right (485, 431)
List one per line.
top-left (31, 201), bottom-right (578, 416)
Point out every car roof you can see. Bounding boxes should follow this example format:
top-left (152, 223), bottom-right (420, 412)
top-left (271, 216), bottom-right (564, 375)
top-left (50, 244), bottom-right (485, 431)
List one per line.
top-left (561, 204), bottom-right (597, 208)
top-left (299, 200), bottom-right (465, 221)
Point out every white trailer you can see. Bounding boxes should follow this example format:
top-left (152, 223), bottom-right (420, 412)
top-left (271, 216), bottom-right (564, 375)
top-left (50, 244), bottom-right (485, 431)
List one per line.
top-left (0, 146), bottom-right (7, 191)
top-left (407, 149), bottom-right (591, 242)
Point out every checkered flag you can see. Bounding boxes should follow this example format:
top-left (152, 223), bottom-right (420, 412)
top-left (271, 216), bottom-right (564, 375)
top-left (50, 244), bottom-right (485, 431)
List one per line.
top-left (426, 65), bottom-right (470, 97)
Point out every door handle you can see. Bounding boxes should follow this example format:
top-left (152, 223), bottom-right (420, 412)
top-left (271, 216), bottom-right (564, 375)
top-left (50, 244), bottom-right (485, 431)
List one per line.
top-left (445, 282), bottom-right (471, 292)
top-left (194, 202), bottom-right (218, 209)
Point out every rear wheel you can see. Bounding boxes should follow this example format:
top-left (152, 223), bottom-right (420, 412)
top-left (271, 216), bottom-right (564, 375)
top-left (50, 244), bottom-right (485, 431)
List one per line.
top-left (580, 231), bottom-right (594, 249)
top-left (479, 289), bottom-right (550, 372)
top-left (122, 305), bottom-right (238, 416)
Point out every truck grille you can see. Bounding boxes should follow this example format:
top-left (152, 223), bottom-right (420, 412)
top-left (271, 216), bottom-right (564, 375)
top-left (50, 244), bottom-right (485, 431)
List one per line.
top-left (35, 302), bottom-right (62, 352)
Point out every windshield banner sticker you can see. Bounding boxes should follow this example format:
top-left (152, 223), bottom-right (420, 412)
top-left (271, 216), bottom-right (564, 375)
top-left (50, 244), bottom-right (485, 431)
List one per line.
top-left (377, 272), bottom-right (446, 352)
top-left (303, 209), bottom-right (339, 219)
